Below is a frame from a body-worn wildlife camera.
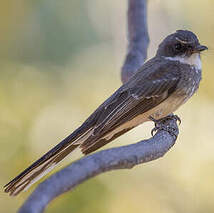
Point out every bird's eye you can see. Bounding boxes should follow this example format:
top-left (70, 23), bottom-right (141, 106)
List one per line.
top-left (175, 43), bottom-right (182, 50)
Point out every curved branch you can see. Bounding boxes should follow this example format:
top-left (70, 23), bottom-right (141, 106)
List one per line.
top-left (18, 0), bottom-right (179, 212)
top-left (18, 119), bottom-right (178, 213)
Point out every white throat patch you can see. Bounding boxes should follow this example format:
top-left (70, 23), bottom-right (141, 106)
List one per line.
top-left (165, 53), bottom-right (201, 70)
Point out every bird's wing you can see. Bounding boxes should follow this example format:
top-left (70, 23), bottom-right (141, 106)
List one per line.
top-left (4, 58), bottom-right (180, 195)
top-left (81, 59), bottom-right (181, 153)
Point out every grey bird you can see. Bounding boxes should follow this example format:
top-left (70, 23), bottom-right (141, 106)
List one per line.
top-left (4, 30), bottom-right (207, 196)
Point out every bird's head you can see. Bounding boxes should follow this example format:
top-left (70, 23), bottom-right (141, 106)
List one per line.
top-left (156, 30), bottom-right (208, 58)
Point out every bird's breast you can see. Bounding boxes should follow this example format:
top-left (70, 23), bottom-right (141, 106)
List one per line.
top-left (99, 67), bottom-right (202, 142)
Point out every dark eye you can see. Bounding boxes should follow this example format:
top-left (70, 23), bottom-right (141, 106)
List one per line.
top-left (175, 43), bottom-right (182, 50)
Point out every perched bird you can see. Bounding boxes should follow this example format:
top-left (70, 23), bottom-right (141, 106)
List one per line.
top-left (4, 30), bottom-right (207, 196)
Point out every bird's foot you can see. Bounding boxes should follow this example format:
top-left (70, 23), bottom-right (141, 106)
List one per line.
top-left (149, 114), bottom-right (181, 137)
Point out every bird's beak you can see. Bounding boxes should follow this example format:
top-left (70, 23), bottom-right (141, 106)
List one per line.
top-left (195, 45), bottom-right (208, 52)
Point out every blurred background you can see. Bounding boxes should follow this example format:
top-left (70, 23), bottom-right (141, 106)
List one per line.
top-left (0, 0), bottom-right (214, 212)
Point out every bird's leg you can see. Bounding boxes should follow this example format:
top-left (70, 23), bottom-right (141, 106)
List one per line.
top-left (149, 114), bottom-right (181, 137)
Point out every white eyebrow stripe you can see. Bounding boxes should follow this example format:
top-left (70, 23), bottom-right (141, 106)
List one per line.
top-left (175, 37), bottom-right (194, 44)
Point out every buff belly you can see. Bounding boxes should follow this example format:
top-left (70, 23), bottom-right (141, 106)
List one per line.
top-left (101, 94), bottom-right (187, 141)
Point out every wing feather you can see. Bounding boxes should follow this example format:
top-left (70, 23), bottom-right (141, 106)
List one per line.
top-left (4, 58), bottom-right (181, 195)
top-left (81, 59), bottom-right (181, 153)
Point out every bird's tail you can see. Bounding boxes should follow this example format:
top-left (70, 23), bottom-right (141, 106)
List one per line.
top-left (4, 126), bottom-right (93, 196)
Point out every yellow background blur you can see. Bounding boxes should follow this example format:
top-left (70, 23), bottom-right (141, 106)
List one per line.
top-left (1, 0), bottom-right (214, 212)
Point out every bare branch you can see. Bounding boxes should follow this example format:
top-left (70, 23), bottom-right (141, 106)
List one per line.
top-left (18, 118), bottom-right (178, 213)
top-left (18, 0), bottom-right (179, 212)
top-left (121, 0), bottom-right (149, 83)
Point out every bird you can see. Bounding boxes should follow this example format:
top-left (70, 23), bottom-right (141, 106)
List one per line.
top-left (4, 30), bottom-right (207, 196)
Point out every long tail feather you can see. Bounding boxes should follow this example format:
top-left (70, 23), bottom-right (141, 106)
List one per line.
top-left (4, 126), bottom-right (93, 196)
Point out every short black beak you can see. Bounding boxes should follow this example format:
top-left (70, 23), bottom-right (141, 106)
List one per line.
top-left (195, 45), bottom-right (208, 52)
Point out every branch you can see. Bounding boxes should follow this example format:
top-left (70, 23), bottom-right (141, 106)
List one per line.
top-left (18, 119), bottom-right (178, 213)
top-left (121, 0), bottom-right (149, 83)
top-left (18, 0), bottom-right (179, 212)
